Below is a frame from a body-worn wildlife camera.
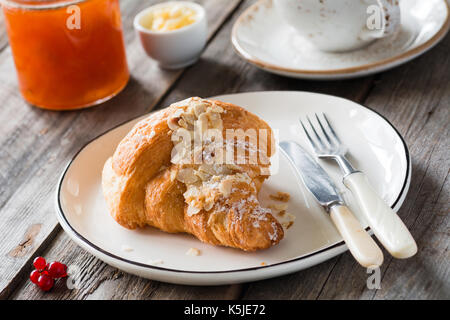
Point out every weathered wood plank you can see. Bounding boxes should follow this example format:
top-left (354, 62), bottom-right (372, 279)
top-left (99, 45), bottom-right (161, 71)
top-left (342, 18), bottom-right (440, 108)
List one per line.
top-left (10, 0), bottom-right (450, 300)
top-left (364, 35), bottom-right (450, 300)
top-left (302, 32), bottom-right (450, 300)
top-left (0, 11), bottom-right (7, 52)
top-left (10, 0), bottom-right (375, 300)
top-left (10, 230), bottom-right (244, 300)
top-left (0, 0), bottom-right (243, 299)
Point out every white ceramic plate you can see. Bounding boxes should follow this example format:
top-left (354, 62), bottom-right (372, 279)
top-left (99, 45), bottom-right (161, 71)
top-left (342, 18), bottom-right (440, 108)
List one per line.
top-left (232, 0), bottom-right (450, 80)
top-left (56, 91), bottom-right (411, 285)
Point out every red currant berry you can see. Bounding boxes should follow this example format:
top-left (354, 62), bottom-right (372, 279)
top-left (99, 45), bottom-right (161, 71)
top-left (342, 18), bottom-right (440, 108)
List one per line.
top-left (33, 256), bottom-right (47, 271)
top-left (37, 274), bottom-right (54, 291)
top-left (48, 261), bottom-right (68, 278)
top-left (29, 270), bottom-right (40, 284)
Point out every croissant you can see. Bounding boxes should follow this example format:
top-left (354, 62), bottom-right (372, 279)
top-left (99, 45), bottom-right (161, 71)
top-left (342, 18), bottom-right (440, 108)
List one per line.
top-left (102, 97), bottom-right (284, 251)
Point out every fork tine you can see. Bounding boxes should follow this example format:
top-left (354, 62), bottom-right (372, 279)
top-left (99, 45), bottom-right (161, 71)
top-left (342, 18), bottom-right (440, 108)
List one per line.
top-left (322, 113), bottom-right (341, 145)
top-left (315, 113), bottom-right (334, 148)
top-left (299, 119), bottom-right (319, 151)
top-left (306, 116), bottom-right (326, 150)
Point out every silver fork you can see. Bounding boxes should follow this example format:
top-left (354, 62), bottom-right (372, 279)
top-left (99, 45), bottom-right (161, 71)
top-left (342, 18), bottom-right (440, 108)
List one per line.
top-left (301, 113), bottom-right (417, 259)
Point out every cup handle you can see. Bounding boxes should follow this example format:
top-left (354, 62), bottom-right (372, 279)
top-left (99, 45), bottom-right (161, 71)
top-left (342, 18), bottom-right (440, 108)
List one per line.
top-left (361, 0), bottom-right (401, 40)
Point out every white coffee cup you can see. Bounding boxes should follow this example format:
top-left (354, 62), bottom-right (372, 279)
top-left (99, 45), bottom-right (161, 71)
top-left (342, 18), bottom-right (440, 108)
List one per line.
top-left (274, 0), bottom-right (401, 52)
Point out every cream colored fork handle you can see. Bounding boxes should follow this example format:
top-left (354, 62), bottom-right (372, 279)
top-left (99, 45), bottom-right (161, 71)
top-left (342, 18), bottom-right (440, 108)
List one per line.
top-left (344, 172), bottom-right (417, 259)
top-left (330, 205), bottom-right (383, 268)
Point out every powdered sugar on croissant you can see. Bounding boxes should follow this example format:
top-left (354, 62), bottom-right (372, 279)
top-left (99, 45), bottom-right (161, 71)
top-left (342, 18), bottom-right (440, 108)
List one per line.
top-left (102, 97), bottom-right (284, 251)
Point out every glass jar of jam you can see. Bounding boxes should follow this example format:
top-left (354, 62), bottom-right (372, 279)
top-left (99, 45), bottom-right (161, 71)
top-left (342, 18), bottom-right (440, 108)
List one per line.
top-left (1, 0), bottom-right (129, 110)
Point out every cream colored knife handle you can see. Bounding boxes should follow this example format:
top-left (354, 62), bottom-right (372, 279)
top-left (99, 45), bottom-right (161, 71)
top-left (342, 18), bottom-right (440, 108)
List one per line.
top-left (344, 172), bottom-right (417, 259)
top-left (330, 205), bottom-right (383, 268)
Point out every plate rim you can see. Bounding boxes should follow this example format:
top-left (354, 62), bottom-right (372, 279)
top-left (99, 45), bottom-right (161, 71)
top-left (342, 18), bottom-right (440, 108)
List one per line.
top-left (231, 0), bottom-right (450, 76)
top-left (55, 91), bottom-right (411, 275)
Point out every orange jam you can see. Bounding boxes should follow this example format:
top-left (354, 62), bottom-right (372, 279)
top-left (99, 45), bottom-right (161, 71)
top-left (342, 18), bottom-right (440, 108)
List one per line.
top-left (2, 0), bottom-right (129, 110)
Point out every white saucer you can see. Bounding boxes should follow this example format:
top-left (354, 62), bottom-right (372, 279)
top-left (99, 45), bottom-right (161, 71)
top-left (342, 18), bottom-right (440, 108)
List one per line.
top-left (56, 91), bottom-right (411, 285)
top-left (232, 0), bottom-right (450, 80)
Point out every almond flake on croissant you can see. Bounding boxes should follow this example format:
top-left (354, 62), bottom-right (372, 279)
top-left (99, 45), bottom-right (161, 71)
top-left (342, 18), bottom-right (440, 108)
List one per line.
top-left (102, 97), bottom-right (284, 251)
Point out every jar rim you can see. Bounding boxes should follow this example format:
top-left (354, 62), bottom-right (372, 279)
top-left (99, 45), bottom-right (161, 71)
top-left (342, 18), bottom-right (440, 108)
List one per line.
top-left (0, 0), bottom-right (86, 10)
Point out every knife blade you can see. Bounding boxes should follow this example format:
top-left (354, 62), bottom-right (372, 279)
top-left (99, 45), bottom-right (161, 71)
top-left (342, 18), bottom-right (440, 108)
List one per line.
top-left (279, 140), bottom-right (383, 268)
top-left (279, 141), bottom-right (342, 211)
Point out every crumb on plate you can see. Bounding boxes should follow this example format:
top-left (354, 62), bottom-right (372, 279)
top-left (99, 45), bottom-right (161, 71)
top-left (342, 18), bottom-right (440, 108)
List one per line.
top-left (282, 221), bottom-right (294, 229)
top-left (268, 203), bottom-right (288, 211)
top-left (281, 212), bottom-right (296, 230)
top-left (121, 245), bottom-right (134, 252)
top-left (269, 191), bottom-right (290, 202)
top-left (147, 259), bottom-right (164, 265)
top-left (186, 247), bottom-right (201, 256)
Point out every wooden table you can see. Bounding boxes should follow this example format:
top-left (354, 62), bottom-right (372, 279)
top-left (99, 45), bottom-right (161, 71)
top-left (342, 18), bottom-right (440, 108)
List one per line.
top-left (1, 0), bottom-right (448, 300)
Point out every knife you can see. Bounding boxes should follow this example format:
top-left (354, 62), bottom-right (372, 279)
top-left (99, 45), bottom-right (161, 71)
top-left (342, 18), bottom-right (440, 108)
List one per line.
top-left (280, 141), bottom-right (383, 268)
